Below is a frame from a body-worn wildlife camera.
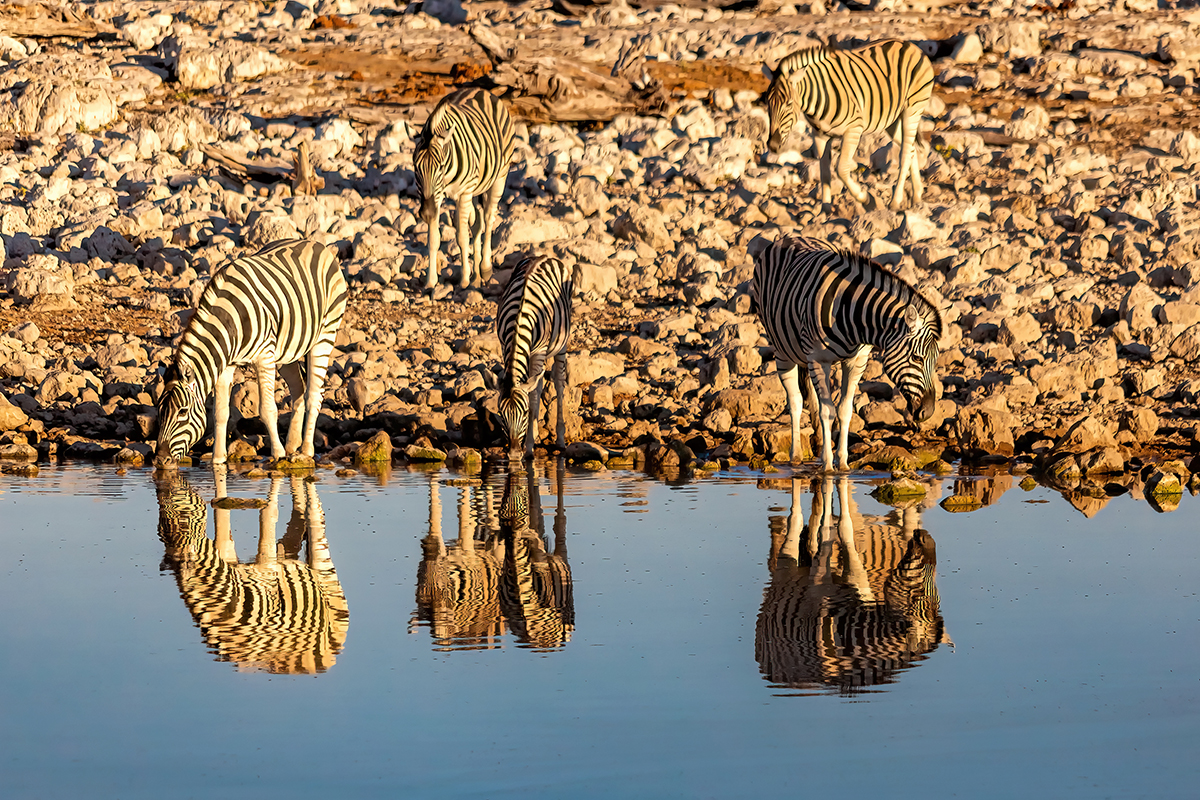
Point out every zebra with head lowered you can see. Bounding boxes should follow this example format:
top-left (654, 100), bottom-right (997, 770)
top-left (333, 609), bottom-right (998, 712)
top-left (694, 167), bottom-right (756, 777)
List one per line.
top-left (763, 39), bottom-right (934, 210)
top-left (753, 236), bottom-right (942, 472)
top-left (414, 87), bottom-right (516, 291)
top-left (153, 239), bottom-right (348, 468)
top-left (496, 254), bottom-right (573, 461)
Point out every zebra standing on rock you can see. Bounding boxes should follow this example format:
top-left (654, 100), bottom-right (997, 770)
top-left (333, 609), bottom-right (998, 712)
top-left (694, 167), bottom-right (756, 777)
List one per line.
top-left (153, 239), bottom-right (348, 468)
top-left (753, 236), bottom-right (943, 472)
top-left (496, 254), bottom-right (573, 460)
top-left (763, 39), bottom-right (934, 210)
top-left (414, 87), bottom-right (516, 291)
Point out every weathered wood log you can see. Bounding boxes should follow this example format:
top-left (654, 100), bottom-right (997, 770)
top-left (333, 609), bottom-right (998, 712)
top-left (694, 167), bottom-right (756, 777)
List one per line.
top-left (200, 144), bottom-right (292, 183)
top-left (0, 2), bottom-right (114, 39)
top-left (292, 141), bottom-right (324, 195)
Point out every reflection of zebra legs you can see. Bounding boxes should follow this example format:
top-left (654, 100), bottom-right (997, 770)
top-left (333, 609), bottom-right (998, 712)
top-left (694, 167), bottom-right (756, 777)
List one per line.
top-left (157, 469), bottom-right (348, 673)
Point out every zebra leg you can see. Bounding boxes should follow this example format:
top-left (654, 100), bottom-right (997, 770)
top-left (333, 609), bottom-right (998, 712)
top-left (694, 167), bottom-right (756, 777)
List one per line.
top-left (470, 196), bottom-right (485, 287)
top-left (777, 359), bottom-right (805, 464)
top-left (808, 360), bottom-right (838, 472)
top-left (836, 124), bottom-right (869, 204)
top-left (834, 347), bottom-right (871, 471)
top-left (811, 477), bottom-right (836, 582)
top-left (780, 477), bottom-right (804, 564)
top-left (213, 464), bottom-right (238, 563)
top-left (256, 357), bottom-right (286, 460)
top-left (527, 375), bottom-right (545, 458)
top-left (280, 361), bottom-right (306, 456)
top-left (426, 200), bottom-right (442, 290)
top-left (816, 134), bottom-right (833, 205)
top-left (300, 340), bottom-right (337, 458)
top-left (480, 175), bottom-right (505, 285)
top-left (890, 111), bottom-right (919, 210)
top-left (553, 352), bottom-right (567, 450)
top-left (905, 110), bottom-right (925, 207)
top-left (455, 194), bottom-right (474, 289)
top-left (834, 477), bottom-right (874, 601)
top-left (257, 476), bottom-right (282, 566)
top-left (212, 365), bottom-right (236, 465)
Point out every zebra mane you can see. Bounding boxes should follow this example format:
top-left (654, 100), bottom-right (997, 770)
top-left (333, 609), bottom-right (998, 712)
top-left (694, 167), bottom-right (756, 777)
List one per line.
top-left (774, 235), bottom-right (944, 338)
top-left (774, 46), bottom-right (829, 78)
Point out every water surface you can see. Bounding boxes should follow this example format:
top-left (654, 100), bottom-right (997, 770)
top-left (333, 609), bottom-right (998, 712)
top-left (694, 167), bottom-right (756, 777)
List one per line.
top-left (2, 463), bottom-right (1197, 798)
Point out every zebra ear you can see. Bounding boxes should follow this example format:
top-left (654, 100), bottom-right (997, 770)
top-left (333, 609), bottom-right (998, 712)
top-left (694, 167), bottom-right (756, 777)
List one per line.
top-left (904, 303), bottom-right (922, 329)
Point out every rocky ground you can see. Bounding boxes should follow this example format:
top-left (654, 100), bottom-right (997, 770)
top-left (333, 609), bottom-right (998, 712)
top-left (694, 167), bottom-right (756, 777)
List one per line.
top-left (1, 0), bottom-right (1199, 511)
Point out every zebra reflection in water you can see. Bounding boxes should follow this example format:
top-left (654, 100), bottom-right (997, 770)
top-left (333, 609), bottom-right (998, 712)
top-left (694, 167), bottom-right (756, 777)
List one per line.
top-left (155, 469), bottom-right (349, 674)
top-left (412, 463), bottom-right (574, 651)
top-left (756, 478), bottom-right (949, 695)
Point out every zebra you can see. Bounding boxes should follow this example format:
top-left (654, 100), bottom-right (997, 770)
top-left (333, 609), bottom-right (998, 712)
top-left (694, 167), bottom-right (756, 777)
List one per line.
top-left (755, 477), bottom-right (949, 694)
top-left (155, 469), bottom-right (350, 674)
top-left (763, 39), bottom-right (934, 210)
top-left (753, 235), bottom-right (942, 472)
top-left (496, 254), bottom-right (573, 460)
top-left (414, 87), bottom-right (516, 291)
top-left (153, 239), bottom-right (348, 468)
top-left (413, 464), bottom-right (573, 650)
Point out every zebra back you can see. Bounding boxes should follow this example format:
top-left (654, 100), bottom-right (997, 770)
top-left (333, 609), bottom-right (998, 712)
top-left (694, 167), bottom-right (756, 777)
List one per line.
top-left (496, 255), bottom-right (574, 391)
top-left (414, 88), bottom-right (515, 206)
top-left (770, 39), bottom-right (934, 135)
top-left (155, 475), bottom-right (350, 674)
top-left (172, 239), bottom-right (348, 392)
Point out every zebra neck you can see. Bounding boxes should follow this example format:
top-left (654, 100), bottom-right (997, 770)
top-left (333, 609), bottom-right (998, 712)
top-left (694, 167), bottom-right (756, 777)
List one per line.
top-left (174, 328), bottom-right (230, 397)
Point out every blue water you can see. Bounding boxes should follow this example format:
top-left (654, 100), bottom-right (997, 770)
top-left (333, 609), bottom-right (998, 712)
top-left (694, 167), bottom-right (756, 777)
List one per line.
top-left (1, 463), bottom-right (1197, 799)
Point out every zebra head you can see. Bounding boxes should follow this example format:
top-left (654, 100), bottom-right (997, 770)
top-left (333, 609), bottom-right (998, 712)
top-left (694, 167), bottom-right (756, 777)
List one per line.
top-left (413, 133), bottom-right (445, 225)
top-left (499, 471), bottom-right (530, 532)
top-left (881, 302), bottom-right (942, 424)
top-left (497, 373), bottom-right (534, 461)
top-left (764, 53), bottom-right (811, 155)
top-left (153, 361), bottom-right (207, 468)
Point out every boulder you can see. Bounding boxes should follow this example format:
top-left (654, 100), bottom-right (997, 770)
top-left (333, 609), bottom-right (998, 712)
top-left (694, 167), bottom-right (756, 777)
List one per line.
top-left (612, 207), bottom-right (672, 251)
top-left (955, 408), bottom-right (1017, 457)
top-left (354, 430), bottom-right (394, 464)
top-left (1052, 416), bottom-right (1117, 455)
top-left (0, 394), bottom-right (28, 431)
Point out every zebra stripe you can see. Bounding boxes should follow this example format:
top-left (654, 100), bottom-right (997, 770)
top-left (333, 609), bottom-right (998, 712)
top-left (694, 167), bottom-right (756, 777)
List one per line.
top-left (153, 238), bottom-right (347, 467)
top-left (765, 39), bottom-right (934, 209)
top-left (498, 469), bottom-right (574, 650)
top-left (756, 478), bottom-right (948, 694)
top-left (414, 87), bottom-right (516, 290)
top-left (155, 473), bottom-right (350, 674)
top-left (753, 236), bottom-right (942, 471)
top-left (496, 254), bottom-right (573, 459)
top-left (413, 468), bottom-right (573, 650)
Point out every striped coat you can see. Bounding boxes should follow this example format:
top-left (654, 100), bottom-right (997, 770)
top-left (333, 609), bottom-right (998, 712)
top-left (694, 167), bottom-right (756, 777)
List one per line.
top-left (414, 87), bottom-right (516, 290)
top-left (765, 39), bottom-right (934, 209)
top-left (154, 239), bottom-right (347, 467)
top-left (756, 478), bottom-right (949, 694)
top-left (156, 474), bottom-right (350, 674)
top-left (753, 235), bottom-right (942, 471)
top-left (495, 254), bottom-right (574, 459)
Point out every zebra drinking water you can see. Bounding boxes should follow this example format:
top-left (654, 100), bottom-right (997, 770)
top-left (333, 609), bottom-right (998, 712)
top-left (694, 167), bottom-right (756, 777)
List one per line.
top-left (414, 87), bottom-right (516, 291)
top-left (496, 254), bottom-right (574, 460)
top-left (153, 239), bottom-right (348, 468)
top-left (753, 236), bottom-right (942, 472)
top-left (763, 39), bottom-right (934, 210)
